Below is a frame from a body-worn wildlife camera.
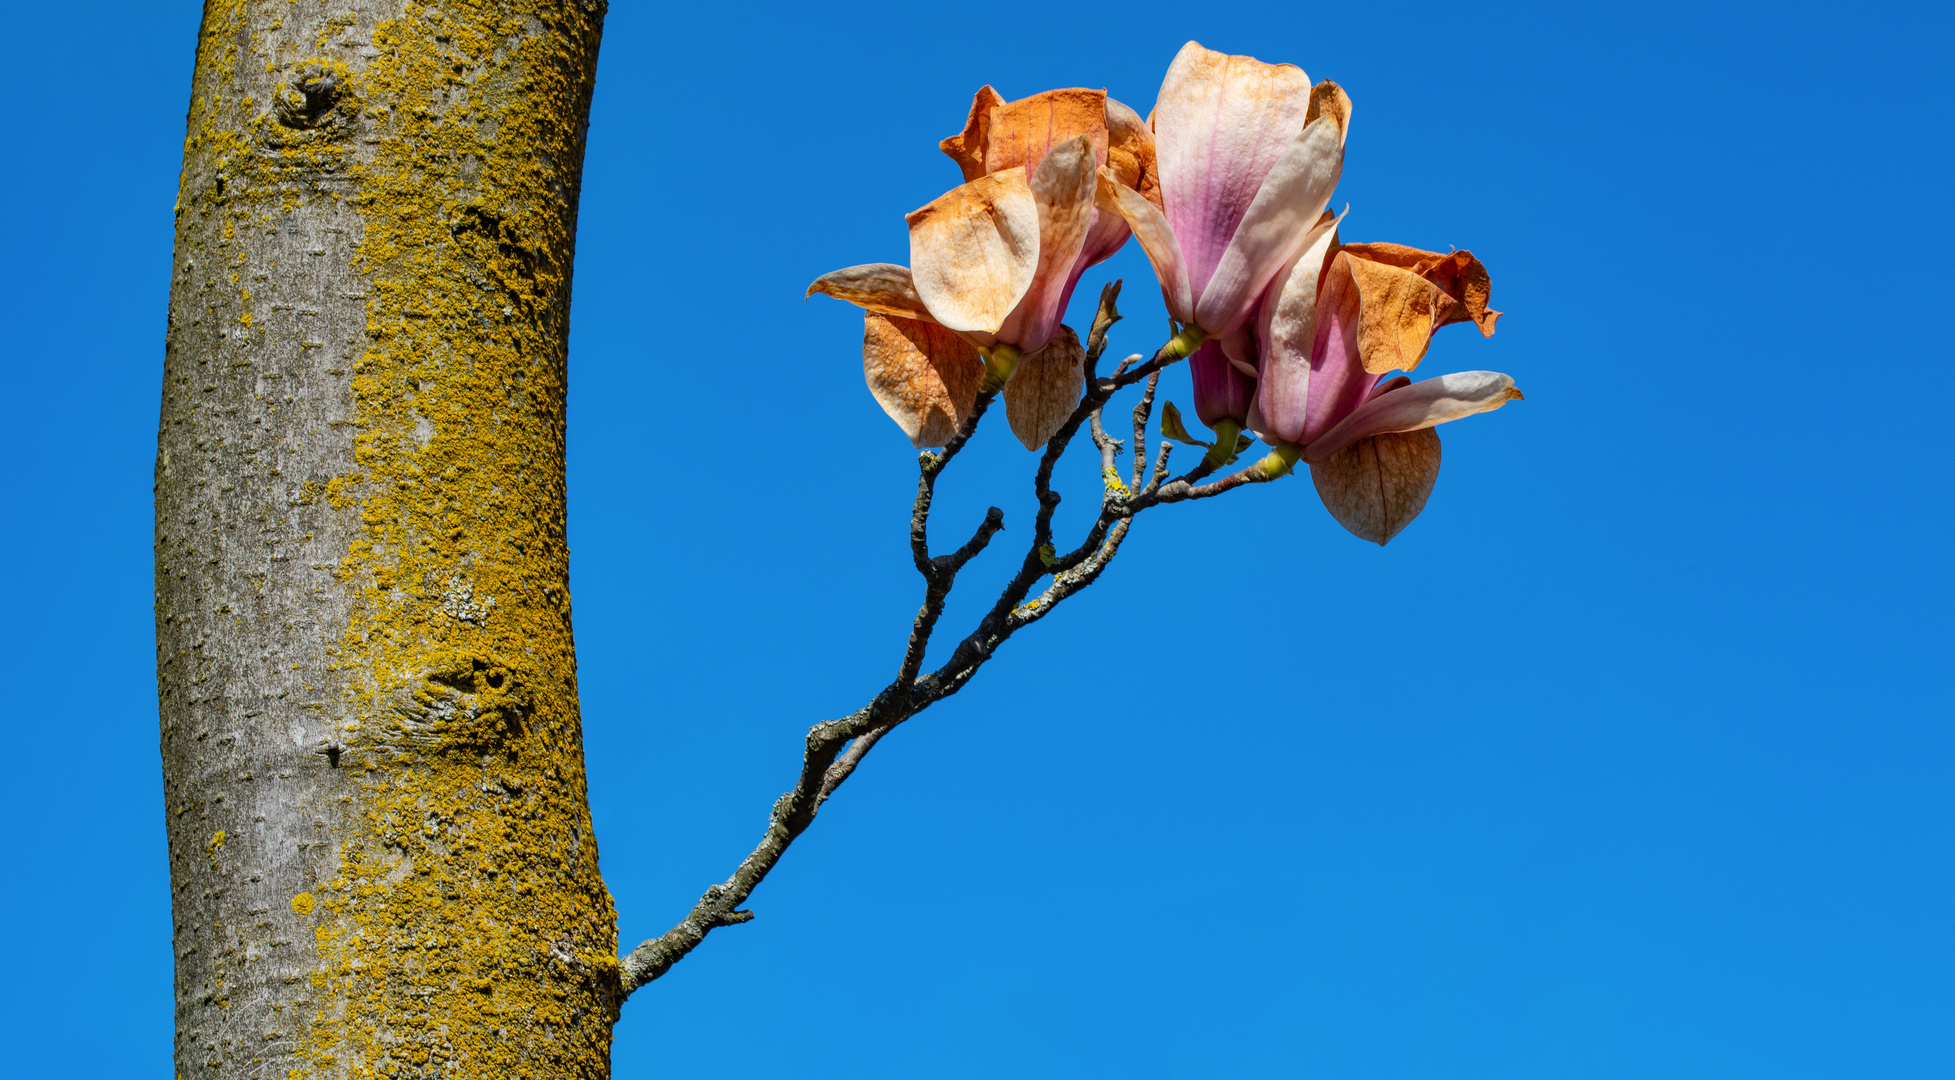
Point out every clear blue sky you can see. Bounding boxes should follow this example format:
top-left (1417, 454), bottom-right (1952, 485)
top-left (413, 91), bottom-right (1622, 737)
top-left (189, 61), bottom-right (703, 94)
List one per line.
top-left (3, 1), bottom-right (1950, 1076)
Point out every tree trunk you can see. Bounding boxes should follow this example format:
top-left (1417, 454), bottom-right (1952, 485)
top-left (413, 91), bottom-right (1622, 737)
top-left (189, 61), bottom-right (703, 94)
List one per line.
top-left (155, 2), bottom-right (613, 1076)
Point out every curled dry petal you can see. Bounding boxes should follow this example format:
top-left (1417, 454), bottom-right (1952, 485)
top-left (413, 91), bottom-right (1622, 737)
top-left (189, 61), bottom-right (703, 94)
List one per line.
top-left (907, 168), bottom-right (1040, 338)
top-left (1003, 324), bottom-right (1085, 450)
top-left (1305, 79), bottom-right (1353, 146)
top-left (996, 135), bottom-right (1097, 355)
top-left (1340, 250), bottom-right (1463, 374)
top-left (806, 263), bottom-right (936, 322)
top-left (1310, 427), bottom-right (1442, 545)
top-left (1096, 167), bottom-right (1193, 323)
top-left (861, 313), bottom-right (984, 449)
top-left (1339, 243), bottom-right (1501, 336)
top-left (1304, 370), bottom-right (1521, 462)
top-left (941, 87), bottom-right (1109, 182)
top-left (1153, 41), bottom-right (1316, 300)
top-left (1194, 86), bottom-right (1348, 336)
top-left (940, 86), bottom-right (1008, 181)
top-left (1103, 97), bottom-right (1161, 208)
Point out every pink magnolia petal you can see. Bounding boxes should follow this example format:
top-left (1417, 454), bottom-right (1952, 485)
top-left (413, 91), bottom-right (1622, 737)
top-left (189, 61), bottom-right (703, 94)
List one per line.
top-left (1253, 212), bottom-right (1342, 444)
top-left (1096, 166), bottom-right (1193, 323)
top-left (997, 135), bottom-right (1096, 355)
top-left (1368, 375), bottom-right (1412, 400)
top-left (1194, 104), bottom-right (1346, 336)
top-left (907, 168), bottom-right (1040, 336)
top-left (806, 263), bottom-right (937, 322)
top-left (1190, 337), bottom-right (1255, 428)
top-left (1218, 321), bottom-right (1257, 377)
top-left (1152, 41), bottom-right (1315, 299)
top-left (1302, 370), bottom-right (1523, 462)
top-left (1283, 250), bottom-right (1382, 446)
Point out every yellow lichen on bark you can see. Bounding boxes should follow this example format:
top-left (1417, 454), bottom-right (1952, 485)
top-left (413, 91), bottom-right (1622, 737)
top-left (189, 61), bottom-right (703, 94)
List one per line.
top-left (172, 1), bottom-right (616, 1076)
top-left (299, 4), bottom-right (617, 1078)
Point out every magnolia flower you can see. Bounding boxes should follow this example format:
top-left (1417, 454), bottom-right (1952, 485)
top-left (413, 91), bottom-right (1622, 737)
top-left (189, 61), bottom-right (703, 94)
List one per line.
top-left (1254, 235), bottom-right (1519, 544)
top-left (941, 86), bottom-right (1160, 324)
top-left (810, 130), bottom-right (1106, 450)
top-left (1096, 41), bottom-right (1350, 376)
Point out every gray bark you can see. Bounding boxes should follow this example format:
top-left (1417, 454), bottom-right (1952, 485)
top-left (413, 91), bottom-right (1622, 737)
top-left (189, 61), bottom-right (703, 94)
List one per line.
top-left (155, 3), bottom-right (612, 1077)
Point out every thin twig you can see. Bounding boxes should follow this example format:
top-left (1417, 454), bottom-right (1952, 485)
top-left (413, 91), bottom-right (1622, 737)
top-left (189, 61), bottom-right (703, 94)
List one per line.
top-left (1131, 371), bottom-right (1160, 491)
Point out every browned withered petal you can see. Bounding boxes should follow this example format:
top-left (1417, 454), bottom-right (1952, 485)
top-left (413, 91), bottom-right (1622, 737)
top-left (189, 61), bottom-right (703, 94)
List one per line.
top-left (862, 312), bottom-right (984, 449)
top-left (1003, 324), bottom-right (1085, 450)
top-left (941, 86), bottom-right (1110, 182)
top-left (1338, 243), bottom-right (1501, 337)
top-left (941, 85), bottom-right (1009, 182)
top-left (806, 263), bottom-right (936, 322)
top-left (1104, 96), bottom-right (1161, 208)
top-left (1309, 427), bottom-right (1442, 545)
top-left (1337, 252), bottom-right (1463, 374)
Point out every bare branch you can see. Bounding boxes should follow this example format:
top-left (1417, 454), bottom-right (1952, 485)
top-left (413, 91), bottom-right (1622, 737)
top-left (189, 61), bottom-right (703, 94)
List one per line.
top-left (617, 280), bottom-right (1252, 1001)
top-left (1128, 447), bottom-right (1299, 510)
top-left (1131, 371), bottom-right (1160, 490)
top-left (1143, 435), bottom-right (1175, 497)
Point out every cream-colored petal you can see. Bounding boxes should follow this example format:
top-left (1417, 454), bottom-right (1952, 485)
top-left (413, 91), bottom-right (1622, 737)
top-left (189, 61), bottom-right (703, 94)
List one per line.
top-left (1302, 370), bottom-right (1522, 462)
top-left (1003, 324), bottom-right (1085, 450)
top-left (862, 312), bottom-right (985, 449)
top-left (907, 168), bottom-right (1040, 336)
top-left (1310, 428), bottom-right (1441, 545)
top-left (997, 135), bottom-right (1096, 354)
top-left (806, 263), bottom-right (937, 322)
top-left (1194, 112), bottom-right (1345, 336)
top-left (940, 85), bottom-right (1009, 182)
top-left (1095, 166), bottom-right (1193, 323)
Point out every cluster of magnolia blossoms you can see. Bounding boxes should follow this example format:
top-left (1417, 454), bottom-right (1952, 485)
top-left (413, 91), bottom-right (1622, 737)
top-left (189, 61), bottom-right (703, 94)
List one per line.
top-left (810, 42), bottom-right (1522, 544)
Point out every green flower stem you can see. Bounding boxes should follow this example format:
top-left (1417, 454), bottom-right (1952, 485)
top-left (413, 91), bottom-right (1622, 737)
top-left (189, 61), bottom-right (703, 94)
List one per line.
top-left (1249, 442), bottom-right (1305, 481)
top-left (1203, 420), bottom-right (1242, 470)
top-left (1161, 325), bottom-right (1208, 360)
top-left (981, 344), bottom-right (1022, 392)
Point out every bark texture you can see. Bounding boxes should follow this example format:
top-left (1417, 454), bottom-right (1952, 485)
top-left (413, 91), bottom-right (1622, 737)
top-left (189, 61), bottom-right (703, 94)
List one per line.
top-left (155, 2), bottom-right (613, 1076)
